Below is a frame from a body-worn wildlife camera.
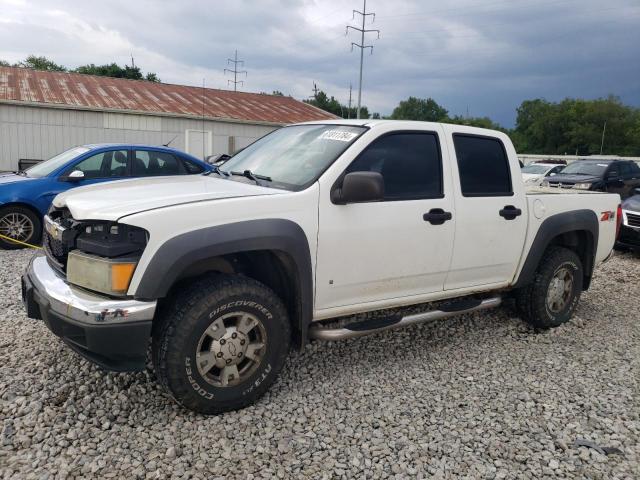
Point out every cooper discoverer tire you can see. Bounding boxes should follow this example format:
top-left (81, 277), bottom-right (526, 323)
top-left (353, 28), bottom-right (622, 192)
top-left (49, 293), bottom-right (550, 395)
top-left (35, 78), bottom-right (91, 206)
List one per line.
top-left (516, 246), bottom-right (583, 329)
top-left (152, 274), bottom-right (291, 414)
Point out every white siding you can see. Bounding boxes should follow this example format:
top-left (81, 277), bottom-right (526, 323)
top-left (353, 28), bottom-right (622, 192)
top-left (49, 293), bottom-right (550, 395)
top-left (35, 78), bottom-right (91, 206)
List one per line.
top-left (0, 104), bottom-right (277, 170)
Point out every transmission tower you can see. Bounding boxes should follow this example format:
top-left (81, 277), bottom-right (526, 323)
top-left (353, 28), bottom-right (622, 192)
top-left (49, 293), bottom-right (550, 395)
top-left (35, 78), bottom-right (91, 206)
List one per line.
top-left (346, 0), bottom-right (379, 119)
top-left (224, 50), bottom-right (247, 92)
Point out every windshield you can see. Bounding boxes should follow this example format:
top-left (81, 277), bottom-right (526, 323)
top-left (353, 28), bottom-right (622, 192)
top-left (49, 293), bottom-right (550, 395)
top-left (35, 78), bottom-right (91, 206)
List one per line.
top-left (220, 125), bottom-right (367, 190)
top-left (522, 164), bottom-right (552, 174)
top-left (559, 161), bottom-right (608, 176)
top-left (26, 147), bottom-right (90, 178)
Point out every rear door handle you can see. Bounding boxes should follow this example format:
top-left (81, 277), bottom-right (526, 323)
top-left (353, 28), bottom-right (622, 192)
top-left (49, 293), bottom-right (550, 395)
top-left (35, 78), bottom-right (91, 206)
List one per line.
top-left (499, 205), bottom-right (522, 220)
top-left (423, 208), bottom-right (453, 225)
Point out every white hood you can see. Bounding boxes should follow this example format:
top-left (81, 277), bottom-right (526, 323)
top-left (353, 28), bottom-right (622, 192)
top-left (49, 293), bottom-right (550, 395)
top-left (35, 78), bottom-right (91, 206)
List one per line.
top-left (53, 175), bottom-right (282, 221)
top-left (522, 173), bottom-right (543, 184)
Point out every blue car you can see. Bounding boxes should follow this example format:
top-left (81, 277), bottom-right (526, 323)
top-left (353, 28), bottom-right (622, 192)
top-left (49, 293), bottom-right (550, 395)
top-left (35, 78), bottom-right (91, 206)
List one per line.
top-left (0, 144), bottom-right (212, 249)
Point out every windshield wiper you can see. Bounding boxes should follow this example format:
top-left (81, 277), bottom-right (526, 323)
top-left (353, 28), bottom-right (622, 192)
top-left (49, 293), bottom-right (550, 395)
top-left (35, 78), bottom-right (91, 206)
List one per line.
top-left (230, 170), bottom-right (272, 184)
top-left (202, 164), bottom-right (229, 177)
top-left (12, 170), bottom-right (27, 176)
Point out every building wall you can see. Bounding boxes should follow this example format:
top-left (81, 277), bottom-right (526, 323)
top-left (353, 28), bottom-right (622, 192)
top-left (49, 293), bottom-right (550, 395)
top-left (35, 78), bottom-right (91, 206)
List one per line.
top-left (0, 104), bottom-right (277, 170)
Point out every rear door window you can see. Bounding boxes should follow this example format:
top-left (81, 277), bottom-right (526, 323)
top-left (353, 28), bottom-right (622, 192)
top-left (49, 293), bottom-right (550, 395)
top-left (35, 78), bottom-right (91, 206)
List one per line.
top-left (133, 151), bottom-right (185, 176)
top-left (453, 134), bottom-right (512, 196)
top-left (182, 159), bottom-right (205, 174)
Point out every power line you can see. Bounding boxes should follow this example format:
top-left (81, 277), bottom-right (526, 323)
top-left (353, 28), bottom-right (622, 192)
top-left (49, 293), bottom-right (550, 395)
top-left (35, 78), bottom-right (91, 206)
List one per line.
top-left (346, 0), bottom-right (380, 119)
top-left (224, 49), bottom-right (247, 92)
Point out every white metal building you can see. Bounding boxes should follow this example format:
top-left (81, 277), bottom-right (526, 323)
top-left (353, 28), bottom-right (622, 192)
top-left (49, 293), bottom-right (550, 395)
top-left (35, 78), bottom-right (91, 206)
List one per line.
top-left (0, 66), bottom-right (337, 171)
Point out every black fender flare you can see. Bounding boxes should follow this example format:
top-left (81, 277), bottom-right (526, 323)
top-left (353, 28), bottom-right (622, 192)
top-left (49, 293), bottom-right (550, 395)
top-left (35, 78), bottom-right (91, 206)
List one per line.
top-left (512, 209), bottom-right (599, 290)
top-left (134, 219), bottom-right (313, 341)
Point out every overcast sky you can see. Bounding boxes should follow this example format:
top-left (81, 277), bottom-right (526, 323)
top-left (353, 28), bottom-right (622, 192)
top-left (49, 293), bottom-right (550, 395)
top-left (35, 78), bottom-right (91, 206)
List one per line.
top-left (1, 0), bottom-right (638, 126)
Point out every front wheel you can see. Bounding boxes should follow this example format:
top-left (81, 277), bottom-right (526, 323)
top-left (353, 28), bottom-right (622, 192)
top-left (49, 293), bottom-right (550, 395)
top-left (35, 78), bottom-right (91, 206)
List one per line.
top-left (152, 274), bottom-right (291, 414)
top-left (516, 246), bottom-right (583, 328)
top-left (0, 206), bottom-right (42, 249)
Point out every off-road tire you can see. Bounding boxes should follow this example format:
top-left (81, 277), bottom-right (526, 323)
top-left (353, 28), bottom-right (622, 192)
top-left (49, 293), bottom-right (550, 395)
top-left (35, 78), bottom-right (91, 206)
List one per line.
top-left (516, 246), bottom-right (583, 329)
top-left (152, 274), bottom-right (291, 414)
top-left (0, 206), bottom-right (42, 249)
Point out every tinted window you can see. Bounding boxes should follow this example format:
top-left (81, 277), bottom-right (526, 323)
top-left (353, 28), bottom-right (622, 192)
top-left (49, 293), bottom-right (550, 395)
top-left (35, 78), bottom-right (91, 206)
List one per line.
top-left (346, 132), bottom-right (442, 200)
top-left (70, 150), bottom-right (128, 179)
top-left (453, 135), bottom-right (512, 196)
top-left (561, 161), bottom-right (609, 176)
top-left (183, 159), bottom-right (205, 174)
top-left (619, 163), bottom-right (632, 176)
top-left (133, 151), bottom-right (184, 176)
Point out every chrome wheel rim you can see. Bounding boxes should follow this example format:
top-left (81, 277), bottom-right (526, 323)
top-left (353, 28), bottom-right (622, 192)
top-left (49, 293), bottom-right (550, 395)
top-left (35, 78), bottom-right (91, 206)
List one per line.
top-left (0, 212), bottom-right (34, 242)
top-left (195, 311), bottom-right (267, 387)
top-left (546, 266), bottom-right (574, 313)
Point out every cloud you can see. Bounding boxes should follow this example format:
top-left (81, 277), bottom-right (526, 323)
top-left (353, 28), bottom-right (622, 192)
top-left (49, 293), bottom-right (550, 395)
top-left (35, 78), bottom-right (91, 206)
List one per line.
top-left (0, 0), bottom-right (638, 126)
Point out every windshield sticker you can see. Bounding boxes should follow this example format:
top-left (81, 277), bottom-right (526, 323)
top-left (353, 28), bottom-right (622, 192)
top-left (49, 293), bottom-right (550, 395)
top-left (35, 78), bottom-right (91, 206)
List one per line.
top-left (319, 130), bottom-right (359, 142)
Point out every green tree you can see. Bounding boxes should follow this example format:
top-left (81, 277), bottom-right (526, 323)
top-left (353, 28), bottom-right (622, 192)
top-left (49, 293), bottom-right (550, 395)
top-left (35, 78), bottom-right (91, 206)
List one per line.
top-left (18, 55), bottom-right (67, 72)
top-left (514, 96), bottom-right (640, 156)
top-left (74, 62), bottom-right (160, 82)
top-left (390, 97), bottom-right (448, 121)
top-left (304, 90), bottom-right (369, 118)
top-left (145, 72), bottom-right (160, 82)
top-left (0, 60), bottom-right (10, 67)
top-left (446, 115), bottom-right (506, 131)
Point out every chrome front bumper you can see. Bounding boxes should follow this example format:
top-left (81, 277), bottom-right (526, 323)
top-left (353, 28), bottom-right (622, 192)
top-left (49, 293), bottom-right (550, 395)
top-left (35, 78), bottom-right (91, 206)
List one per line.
top-left (24, 255), bottom-right (156, 324)
top-left (22, 255), bottom-right (157, 371)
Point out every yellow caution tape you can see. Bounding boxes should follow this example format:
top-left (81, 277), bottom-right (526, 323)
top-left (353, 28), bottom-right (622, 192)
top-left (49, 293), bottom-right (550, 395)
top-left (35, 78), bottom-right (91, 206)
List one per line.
top-left (0, 233), bottom-right (43, 250)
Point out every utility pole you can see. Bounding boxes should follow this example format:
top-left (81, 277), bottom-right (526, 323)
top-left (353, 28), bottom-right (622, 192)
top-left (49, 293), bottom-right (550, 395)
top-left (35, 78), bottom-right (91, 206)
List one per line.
top-left (348, 83), bottom-right (352, 119)
top-left (224, 50), bottom-right (247, 92)
top-left (312, 82), bottom-right (319, 99)
top-left (600, 120), bottom-right (607, 155)
top-left (346, 0), bottom-right (379, 119)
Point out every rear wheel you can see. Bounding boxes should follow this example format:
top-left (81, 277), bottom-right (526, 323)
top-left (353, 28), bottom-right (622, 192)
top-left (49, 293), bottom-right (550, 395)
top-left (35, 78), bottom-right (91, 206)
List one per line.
top-left (0, 206), bottom-right (42, 249)
top-left (516, 246), bottom-right (583, 328)
top-left (152, 274), bottom-right (291, 414)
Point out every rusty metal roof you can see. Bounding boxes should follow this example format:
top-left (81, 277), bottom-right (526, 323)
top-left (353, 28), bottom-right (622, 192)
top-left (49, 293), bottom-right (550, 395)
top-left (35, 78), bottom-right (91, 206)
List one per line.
top-left (0, 66), bottom-right (338, 125)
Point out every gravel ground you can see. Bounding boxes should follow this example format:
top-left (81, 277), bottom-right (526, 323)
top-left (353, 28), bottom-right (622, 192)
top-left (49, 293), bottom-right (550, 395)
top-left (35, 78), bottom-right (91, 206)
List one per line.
top-left (1, 249), bottom-right (638, 479)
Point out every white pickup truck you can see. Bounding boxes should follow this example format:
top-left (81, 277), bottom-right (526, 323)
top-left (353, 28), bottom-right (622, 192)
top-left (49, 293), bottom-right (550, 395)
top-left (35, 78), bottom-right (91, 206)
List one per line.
top-left (22, 120), bottom-right (621, 414)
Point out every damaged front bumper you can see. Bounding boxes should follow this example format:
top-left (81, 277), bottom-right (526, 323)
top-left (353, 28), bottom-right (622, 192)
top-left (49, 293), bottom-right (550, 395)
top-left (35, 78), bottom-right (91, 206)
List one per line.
top-left (21, 255), bottom-right (157, 371)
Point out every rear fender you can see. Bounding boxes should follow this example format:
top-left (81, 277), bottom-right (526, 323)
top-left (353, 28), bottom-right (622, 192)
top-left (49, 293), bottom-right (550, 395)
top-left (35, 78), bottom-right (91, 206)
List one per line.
top-left (513, 210), bottom-right (598, 290)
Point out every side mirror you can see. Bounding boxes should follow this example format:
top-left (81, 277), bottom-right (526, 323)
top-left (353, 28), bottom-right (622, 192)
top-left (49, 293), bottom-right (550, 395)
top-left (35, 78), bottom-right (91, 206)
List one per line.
top-left (634, 187), bottom-right (640, 196)
top-left (549, 172), bottom-right (556, 176)
top-left (63, 170), bottom-right (85, 182)
top-left (331, 171), bottom-right (384, 204)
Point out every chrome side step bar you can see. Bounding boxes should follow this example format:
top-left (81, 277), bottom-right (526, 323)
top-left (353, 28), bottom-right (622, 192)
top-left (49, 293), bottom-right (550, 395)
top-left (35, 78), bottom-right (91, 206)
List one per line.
top-left (309, 296), bottom-right (502, 341)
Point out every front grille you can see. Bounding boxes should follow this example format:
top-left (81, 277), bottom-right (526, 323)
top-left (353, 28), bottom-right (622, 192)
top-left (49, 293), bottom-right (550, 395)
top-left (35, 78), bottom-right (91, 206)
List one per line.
top-left (626, 212), bottom-right (640, 228)
top-left (43, 230), bottom-right (69, 272)
top-left (547, 182), bottom-right (574, 189)
top-left (43, 206), bottom-right (76, 273)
